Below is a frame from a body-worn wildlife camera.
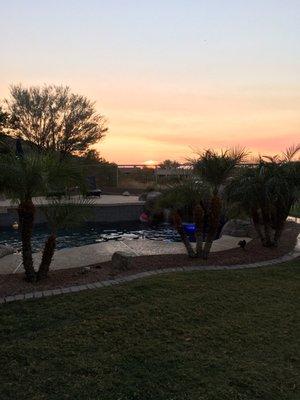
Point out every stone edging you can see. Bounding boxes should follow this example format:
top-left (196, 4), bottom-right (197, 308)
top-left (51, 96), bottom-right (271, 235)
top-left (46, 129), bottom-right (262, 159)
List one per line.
top-left (1, 249), bottom-right (299, 305)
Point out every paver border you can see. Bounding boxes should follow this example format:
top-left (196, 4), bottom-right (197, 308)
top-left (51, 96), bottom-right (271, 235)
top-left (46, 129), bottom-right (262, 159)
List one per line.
top-left (1, 247), bottom-right (299, 304)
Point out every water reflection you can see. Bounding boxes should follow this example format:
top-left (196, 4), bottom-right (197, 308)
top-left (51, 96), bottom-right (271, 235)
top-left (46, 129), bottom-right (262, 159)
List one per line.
top-left (0, 222), bottom-right (181, 252)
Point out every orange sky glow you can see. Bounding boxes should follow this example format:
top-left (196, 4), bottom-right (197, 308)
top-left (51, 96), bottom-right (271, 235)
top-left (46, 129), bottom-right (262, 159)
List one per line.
top-left (91, 80), bottom-right (300, 163)
top-left (1, 1), bottom-right (299, 164)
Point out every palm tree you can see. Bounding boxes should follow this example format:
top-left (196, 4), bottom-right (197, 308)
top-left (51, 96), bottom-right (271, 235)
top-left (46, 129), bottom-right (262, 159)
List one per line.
top-left (193, 204), bottom-right (205, 256)
top-left (266, 152), bottom-right (300, 246)
top-left (158, 178), bottom-right (208, 257)
top-left (172, 210), bottom-right (196, 258)
top-left (37, 198), bottom-right (92, 280)
top-left (226, 163), bottom-right (272, 246)
top-left (0, 144), bottom-right (85, 281)
top-left (226, 145), bottom-right (300, 247)
top-left (191, 149), bottom-right (246, 258)
top-left (158, 149), bottom-right (246, 259)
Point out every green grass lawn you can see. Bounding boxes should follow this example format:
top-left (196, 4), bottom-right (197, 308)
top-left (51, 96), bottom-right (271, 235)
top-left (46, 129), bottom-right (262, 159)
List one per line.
top-left (1, 261), bottom-right (300, 400)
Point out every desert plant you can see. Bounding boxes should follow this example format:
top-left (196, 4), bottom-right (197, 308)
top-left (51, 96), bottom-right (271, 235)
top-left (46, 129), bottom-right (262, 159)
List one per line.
top-left (0, 144), bottom-right (86, 281)
top-left (226, 145), bottom-right (300, 247)
top-left (194, 204), bottom-right (205, 256)
top-left (37, 198), bottom-right (92, 280)
top-left (191, 148), bottom-right (246, 195)
top-left (158, 178), bottom-right (209, 218)
top-left (192, 148), bottom-right (246, 258)
top-left (159, 149), bottom-right (246, 259)
top-left (172, 211), bottom-right (196, 257)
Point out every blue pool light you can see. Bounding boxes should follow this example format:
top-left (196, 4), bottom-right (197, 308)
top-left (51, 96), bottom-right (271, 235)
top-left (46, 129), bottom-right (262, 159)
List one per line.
top-left (182, 223), bottom-right (196, 234)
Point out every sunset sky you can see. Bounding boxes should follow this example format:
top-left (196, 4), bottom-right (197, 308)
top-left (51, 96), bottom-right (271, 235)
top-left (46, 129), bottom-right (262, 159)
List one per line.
top-left (1, 0), bottom-right (299, 163)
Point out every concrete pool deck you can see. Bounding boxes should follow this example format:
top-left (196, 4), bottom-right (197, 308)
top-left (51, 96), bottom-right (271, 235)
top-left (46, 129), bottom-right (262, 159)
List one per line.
top-left (0, 194), bottom-right (143, 209)
top-left (0, 235), bottom-right (251, 275)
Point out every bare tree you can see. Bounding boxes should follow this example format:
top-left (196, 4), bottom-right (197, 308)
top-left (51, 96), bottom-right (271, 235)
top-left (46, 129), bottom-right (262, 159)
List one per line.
top-left (5, 84), bottom-right (107, 156)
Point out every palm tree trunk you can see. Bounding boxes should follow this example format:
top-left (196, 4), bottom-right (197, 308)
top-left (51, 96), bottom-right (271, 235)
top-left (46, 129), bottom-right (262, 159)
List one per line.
top-left (172, 211), bottom-right (196, 258)
top-left (18, 200), bottom-right (36, 282)
top-left (203, 195), bottom-right (222, 260)
top-left (195, 230), bottom-right (203, 257)
top-left (273, 205), bottom-right (289, 247)
top-left (37, 234), bottom-right (56, 280)
top-left (263, 224), bottom-right (272, 247)
top-left (261, 207), bottom-right (273, 247)
top-left (180, 230), bottom-right (196, 258)
top-left (194, 204), bottom-right (204, 257)
top-left (273, 223), bottom-right (285, 247)
top-left (203, 235), bottom-right (214, 259)
top-left (251, 208), bottom-right (265, 244)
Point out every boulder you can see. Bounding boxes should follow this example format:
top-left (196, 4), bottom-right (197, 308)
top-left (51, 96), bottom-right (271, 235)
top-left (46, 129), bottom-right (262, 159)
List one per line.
top-left (144, 191), bottom-right (162, 211)
top-left (138, 192), bottom-right (147, 201)
top-left (111, 251), bottom-right (135, 271)
top-left (0, 244), bottom-right (15, 258)
top-left (146, 191), bottom-right (162, 202)
top-left (122, 191), bottom-right (130, 196)
top-left (220, 219), bottom-right (256, 238)
top-left (143, 191), bottom-right (164, 224)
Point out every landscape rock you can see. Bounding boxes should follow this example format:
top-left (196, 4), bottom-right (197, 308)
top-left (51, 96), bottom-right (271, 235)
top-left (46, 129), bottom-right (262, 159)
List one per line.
top-left (138, 192), bottom-right (147, 201)
top-left (111, 251), bottom-right (135, 271)
top-left (144, 191), bottom-right (162, 211)
top-left (146, 191), bottom-right (162, 202)
top-left (0, 244), bottom-right (15, 259)
top-left (220, 219), bottom-right (256, 238)
top-left (122, 191), bottom-right (130, 196)
top-left (144, 191), bottom-right (163, 223)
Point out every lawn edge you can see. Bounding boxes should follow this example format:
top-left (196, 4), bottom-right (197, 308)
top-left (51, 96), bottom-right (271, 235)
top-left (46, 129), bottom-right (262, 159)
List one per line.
top-left (1, 248), bottom-right (299, 304)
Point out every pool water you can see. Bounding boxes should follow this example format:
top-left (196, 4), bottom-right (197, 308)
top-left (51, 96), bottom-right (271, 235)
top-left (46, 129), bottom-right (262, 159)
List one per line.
top-left (0, 222), bottom-right (182, 253)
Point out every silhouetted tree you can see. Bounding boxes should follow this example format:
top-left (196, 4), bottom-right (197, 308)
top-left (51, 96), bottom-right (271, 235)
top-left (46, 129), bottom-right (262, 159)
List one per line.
top-left (0, 106), bottom-right (8, 132)
top-left (5, 84), bottom-right (107, 156)
top-left (84, 148), bottom-right (104, 163)
top-left (226, 145), bottom-right (300, 247)
top-left (159, 159), bottom-right (180, 169)
top-left (159, 149), bottom-right (246, 259)
top-left (0, 148), bottom-right (87, 282)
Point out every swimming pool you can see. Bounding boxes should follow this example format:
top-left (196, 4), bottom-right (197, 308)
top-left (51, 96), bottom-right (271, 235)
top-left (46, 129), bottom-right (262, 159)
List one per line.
top-left (0, 221), bottom-right (182, 252)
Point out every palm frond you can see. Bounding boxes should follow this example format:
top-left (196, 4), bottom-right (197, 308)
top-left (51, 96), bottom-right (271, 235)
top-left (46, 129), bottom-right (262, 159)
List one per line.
top-left (282, 144), bottom-right (300, 162)
top-left (262, 155), bottom-right (280, 163)
top-left (190, 148), bottom-right (247, 193)
top-left (157, 178), bottom-right (210, 210)
top-left (0, 149), bottom-right (87, 202)
top-left (39, 197), bottom-right (93, 231)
